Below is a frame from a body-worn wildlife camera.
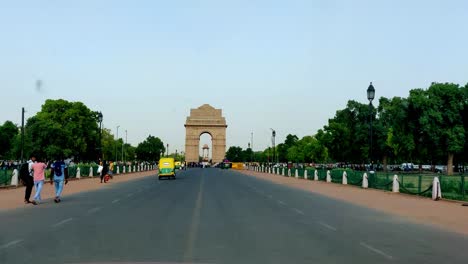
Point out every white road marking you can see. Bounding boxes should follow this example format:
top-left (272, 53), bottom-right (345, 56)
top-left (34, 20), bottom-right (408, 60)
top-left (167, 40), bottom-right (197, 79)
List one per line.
top-left (111, 199), bottom-right (120, 204)
top-left (292, 208), bottom-right (305, 215)
top-left (52, 218), bottom-right (73, 228)
top-left (127, 193), bottom-right (134, 197)
top-left (87, 207), bottom-right (102, 214)
top-left (317, 221), bottom-right (337, 231)
top-left (360, 242), bottom-right (393, 260)
top-left (0, 239), bottom-right (23, 249)
top-left (267, 194), bottom-right (273, 199)
top-left (277, 200), bottom-right (287, 206)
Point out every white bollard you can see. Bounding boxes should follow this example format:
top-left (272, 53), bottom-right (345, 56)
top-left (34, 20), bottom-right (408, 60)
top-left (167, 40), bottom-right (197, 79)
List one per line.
top-left (129, 165), bottom-right (132, 173)
top-left (76, 167), bottom-right (81, 179)
top-left (133, 165), bottom-right (136, 172)
top-left (314, 170), bottom-right (318, 181)
top-left (432, 176), bottom-right (442, 200)
top-left (268, 167), bottom-right (271, 174)
top-left (288, 169), bottom-right (291, 177)
top-left (326, 170), bottom-right (331, 182)
top-left (10, 169), bottom-right (18, 186)
top-left (392, 175), bottom-right (399, 193)
top-left (362, 173), bottom-right (368, 188)
top-left (295, 169), bottom-right (299, 178)
top-left (342, 171), bottom-right (347, 185)
top-left (89, 167), bottom-right (93, 177)
top-left (304, 170), bottom-right (308, 180)
top-left (123, 166), bottom-right (126, 174)
top-left (282, 167), bottom-right (285, 176)
top-left (117, 166), bottom-right (120, 175)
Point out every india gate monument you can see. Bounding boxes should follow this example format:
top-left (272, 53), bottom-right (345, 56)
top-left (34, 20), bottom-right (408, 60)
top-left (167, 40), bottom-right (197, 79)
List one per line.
top-left (184, 104), bottom-right (227, 163)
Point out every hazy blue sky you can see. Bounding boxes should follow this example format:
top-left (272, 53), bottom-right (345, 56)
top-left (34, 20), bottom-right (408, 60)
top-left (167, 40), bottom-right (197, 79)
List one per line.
top-left (1, 0), bottom-right (467, 155)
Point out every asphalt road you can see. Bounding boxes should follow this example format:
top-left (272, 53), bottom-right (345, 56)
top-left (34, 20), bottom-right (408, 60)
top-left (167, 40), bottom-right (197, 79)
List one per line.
top-left (0, 168), bottom-right (467, 264)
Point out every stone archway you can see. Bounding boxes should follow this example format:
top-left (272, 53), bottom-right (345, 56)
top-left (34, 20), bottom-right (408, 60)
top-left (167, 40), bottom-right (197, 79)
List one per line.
top-left (184, 104), bottom-right (227, 163)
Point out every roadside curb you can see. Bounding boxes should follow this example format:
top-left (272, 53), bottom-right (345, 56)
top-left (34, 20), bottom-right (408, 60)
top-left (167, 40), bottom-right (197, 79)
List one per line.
top-left (240, 170), bottom-right (468, 205)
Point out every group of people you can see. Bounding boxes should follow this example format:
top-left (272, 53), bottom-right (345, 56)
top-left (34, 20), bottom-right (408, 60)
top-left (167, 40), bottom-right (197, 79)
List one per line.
top-left (98, 159), bottom-right (114, 183)
top-left (20, 155), bottom-right (68, 205)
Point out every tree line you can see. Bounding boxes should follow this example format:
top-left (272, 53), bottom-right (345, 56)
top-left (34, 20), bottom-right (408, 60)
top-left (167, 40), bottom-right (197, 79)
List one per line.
top-left (226, 82), bottom-right (468, 175)
top-left (0, 99), bottom-right (166, 162)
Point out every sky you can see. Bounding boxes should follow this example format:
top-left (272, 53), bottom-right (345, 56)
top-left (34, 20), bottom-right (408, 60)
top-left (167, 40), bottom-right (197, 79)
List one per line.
top-left (1, 0), bottom-right (467, 157)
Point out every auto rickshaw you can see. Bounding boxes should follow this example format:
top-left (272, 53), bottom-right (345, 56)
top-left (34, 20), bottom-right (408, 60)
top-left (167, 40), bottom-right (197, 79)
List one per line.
top-left (159, 158), bottom-right (176, 180)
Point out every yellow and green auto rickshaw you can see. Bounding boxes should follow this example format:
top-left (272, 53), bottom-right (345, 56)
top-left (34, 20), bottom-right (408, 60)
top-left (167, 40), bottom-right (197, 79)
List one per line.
top-left (175, 161), bottom-right (181, 170)
top-left (159, 158), bottom-right (176, 180)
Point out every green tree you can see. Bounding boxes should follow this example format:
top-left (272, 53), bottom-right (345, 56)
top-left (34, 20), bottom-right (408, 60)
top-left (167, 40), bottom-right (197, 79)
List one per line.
top-left (0, 121), bottom-right (19, 159)
top-left (410, 83), bottom-right (465, 175)
top-left (25, 99), bottom-right (99, 161)
top-left (376, 96), bottom-right (413, 169)
top-left (135, 135), bottom-right (165, 161)
top-left (243, 148), bottom-right (253, 162)
top-left (225, 146), bottom-right (244, 162)
top-left (320, 100), bottom-right (371, 163)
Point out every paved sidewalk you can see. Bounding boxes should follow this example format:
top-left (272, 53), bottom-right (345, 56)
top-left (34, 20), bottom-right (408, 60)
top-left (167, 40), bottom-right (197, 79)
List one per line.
top-left (0, 170), bottom-right (156, 211)
top-left (240, 170), bottom-right (468, 236)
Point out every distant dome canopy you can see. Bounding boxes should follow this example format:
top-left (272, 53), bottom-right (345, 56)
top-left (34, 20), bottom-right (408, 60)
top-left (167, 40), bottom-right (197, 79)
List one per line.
top-left (202, 144), bottom-right (209, 149)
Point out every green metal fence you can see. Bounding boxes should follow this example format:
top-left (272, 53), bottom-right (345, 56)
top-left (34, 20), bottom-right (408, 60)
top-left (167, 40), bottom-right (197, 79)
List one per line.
top-left (261, 166), bottom-right (467, 202)
top-left (0, 169), bottom-right (12, 186)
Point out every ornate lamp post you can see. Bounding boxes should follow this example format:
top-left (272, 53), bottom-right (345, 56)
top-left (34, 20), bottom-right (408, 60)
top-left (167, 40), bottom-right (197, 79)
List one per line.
top-left (367, 82), bottom-right (375, 169)
top-left (97, 112), bottom-right (103, 161)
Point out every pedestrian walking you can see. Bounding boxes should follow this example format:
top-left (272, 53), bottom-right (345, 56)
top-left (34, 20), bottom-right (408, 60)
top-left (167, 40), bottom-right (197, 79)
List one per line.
top-left (31, 157), bottom-right (47, 205)
top-left (19, 155), bottom-right (36, 204)
top-left (50, 157), bottom-right (68, 203)
top-left (100, 160), bottom-right (109, 183)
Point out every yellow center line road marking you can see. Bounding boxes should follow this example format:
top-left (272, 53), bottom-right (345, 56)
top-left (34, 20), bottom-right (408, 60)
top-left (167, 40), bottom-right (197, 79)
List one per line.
top-left (51, 218), bottom-right (73, 228)
top-left (0, 239), bottom-right (23, 250)
top-left (183, 172), bottom-right (205, 262)
top-left (111, 199), bottom-right (120, 204)
top-left (317, 221), bottom-right (337, 231)
top-left (360, 242), bottom-right (394, 260)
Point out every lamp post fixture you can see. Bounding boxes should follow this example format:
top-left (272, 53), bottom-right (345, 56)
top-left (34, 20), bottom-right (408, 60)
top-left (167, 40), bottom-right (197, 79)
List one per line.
top-left (166, 144), bottom-right (169, 157)
top-left (124, 130), bottom-right (127, 163)
top-left (97, 112), bottom-right (103, 161)
top-left (115, 125), bottom-right (120, 162)
top-left (270, 128), bottom-right (276, 164)
top-left (367, 82), bottom-right (375, 170)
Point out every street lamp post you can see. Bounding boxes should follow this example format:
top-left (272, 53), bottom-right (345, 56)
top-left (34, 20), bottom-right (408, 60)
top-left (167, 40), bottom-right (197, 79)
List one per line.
top-left (270, 128), bottom-right (276, 164)
top-left (251, 132), bottom-right (254, 162)
top-left (115, 125), bottom-right (120, 162)
top-left (166, 144), bottom-right (169, 157)
top-left (248, 142), bottom-right (251, 162)
top-left (124, 130), bottom-right (127, 163)
top-left (367, 82), bottom-right (375, 170)
top-left (97, 112), bottom-right (103, 161)
top-left (20, 107), bottom-right (25, 163)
